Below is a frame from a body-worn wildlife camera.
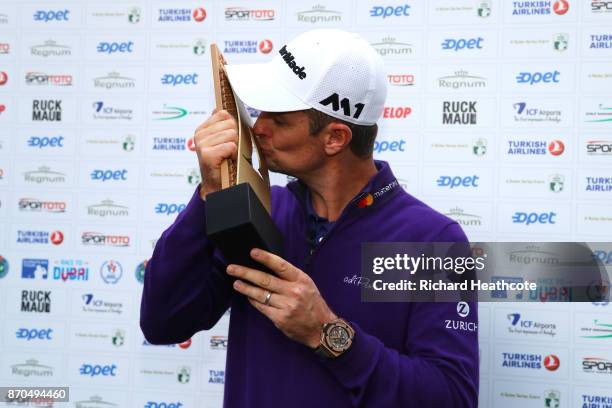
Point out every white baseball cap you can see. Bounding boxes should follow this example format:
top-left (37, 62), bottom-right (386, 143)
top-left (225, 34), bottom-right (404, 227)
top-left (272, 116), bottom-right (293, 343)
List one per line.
top-left (225, 29), bottom-right (387, 126)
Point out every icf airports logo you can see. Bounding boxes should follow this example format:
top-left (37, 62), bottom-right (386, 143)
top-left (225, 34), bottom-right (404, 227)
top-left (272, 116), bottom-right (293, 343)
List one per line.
top-left (510, 0), bottom-right (570, 16)
top-left (512, 102), bottom-right (563, 125)
top-left (91, 101), bottom-right (133, 121)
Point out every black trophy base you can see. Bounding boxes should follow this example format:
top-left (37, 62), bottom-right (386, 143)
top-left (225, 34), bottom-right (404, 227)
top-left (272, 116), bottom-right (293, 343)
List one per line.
top-left (205, 183), bottom-right (283, 271)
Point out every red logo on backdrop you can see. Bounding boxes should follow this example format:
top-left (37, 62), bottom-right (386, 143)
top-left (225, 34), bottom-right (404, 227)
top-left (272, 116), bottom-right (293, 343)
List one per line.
top-left (0, 104), bottom-right (5, 114)
top-left (543, 354), bottom-right (560, 371)
top-left (187, 138), bottom-right (196, 151)
top-left (0, 72), bottom-right (8, 86)
top-left (548, 140), bottom-right (565, 156)
top-left (50, 230), bottom-right (64, 245)
top-left (383, 107), bottom-right (412, 119)
top-left (179, 338), bottom-right (192, 349)
top-left (259, 40), bottom-right (273, 54)
top-left (193, 8), bottom-right (206, 22)
top-left (553, 0), bottom-right (569, 15)
top-left (387, 74), bottom-right (415, 87)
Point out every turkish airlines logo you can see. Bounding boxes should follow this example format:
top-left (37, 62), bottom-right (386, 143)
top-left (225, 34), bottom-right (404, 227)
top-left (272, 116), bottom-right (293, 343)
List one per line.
top-left (259, 39), bottom-right (273, 54)
top-left (553, 0), bottom-right (569, 15)
top-left (50, 231), bottom-right (64, 245)
top-left (548, 140), bottom-right (565, 156)
top-left (0, 71), bottom-right (8, 85)
top-left (543, 354), bottom-right (560, 371)
top-left (193, 8), bottom-right (206, 22)
top-left (0, 104), bottom-right (5, 115)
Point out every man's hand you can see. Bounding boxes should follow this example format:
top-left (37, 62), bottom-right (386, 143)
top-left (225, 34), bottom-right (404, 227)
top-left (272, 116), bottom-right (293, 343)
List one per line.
top-left (193, 110), bottom-right (239, 200)
top-left (226, 248), bottom-right (337, 349)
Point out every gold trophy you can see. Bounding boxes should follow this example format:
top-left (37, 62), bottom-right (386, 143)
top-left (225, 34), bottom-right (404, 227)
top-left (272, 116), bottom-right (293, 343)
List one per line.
top-left (205, 44), bottom-right (283, 269)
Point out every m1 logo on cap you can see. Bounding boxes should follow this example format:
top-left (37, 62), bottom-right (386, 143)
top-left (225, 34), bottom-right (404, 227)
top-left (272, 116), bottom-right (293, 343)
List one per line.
top-left (319, 93), bottom-right (365, 120)
top-left (278, 45), bottom-right (306, 79)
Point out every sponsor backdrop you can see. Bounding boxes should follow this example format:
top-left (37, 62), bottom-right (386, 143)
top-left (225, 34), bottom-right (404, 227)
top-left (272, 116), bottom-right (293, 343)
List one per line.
top-left (0, 0), bottom-right (611, 407)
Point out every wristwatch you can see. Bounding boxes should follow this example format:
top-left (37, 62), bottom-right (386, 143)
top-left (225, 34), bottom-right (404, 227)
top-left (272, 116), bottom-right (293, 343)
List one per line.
top-left (314, 318), bottom-right (355, 359)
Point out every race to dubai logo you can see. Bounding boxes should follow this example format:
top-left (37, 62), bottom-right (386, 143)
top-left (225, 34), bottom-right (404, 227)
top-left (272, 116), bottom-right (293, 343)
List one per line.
top-left (296, 4), bottom-right (342, 23)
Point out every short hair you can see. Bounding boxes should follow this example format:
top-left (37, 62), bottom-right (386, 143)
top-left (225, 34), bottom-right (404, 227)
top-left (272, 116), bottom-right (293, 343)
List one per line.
top-left (303, 109), bottom-right (378, 159)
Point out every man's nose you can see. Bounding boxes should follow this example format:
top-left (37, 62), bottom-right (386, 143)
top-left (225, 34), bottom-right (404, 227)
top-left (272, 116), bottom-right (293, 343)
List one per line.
top-left (252, 114), bottom-right (271, 139)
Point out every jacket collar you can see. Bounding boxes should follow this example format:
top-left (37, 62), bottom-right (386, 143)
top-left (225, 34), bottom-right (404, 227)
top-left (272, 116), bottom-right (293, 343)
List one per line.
top-left (287, 160), bottom-right (401, 216)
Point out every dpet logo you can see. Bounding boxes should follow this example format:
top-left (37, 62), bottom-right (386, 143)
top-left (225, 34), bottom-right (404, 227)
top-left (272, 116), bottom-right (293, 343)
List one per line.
top-left (371, 36), bottom-right (414, 57)
top-left (296, 5), bottom-right (342, 23)
top-left (30, 40), bottom-right (72, 57)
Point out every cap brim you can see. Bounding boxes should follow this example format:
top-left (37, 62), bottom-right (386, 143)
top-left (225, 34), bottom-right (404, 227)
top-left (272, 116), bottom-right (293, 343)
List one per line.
top-left (225, 63), bottom-right (310, 113)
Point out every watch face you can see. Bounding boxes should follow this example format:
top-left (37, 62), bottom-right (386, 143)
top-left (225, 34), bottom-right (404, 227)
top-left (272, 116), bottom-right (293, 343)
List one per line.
top-left (327, 325), bottom-right (350, 352)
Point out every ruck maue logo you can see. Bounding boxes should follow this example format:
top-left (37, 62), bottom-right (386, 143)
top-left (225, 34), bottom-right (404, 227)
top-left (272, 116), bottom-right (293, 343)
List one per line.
top-left (32, 100), bottom-right (62, 122)
top-left (319, 93), bottom-right (365, 120)
top-left (278, 45), bottom-right (306, 79)
top-left (442, 101), bottom-right (477, 125)
top-left (21, 290), bottom-right (51, 313)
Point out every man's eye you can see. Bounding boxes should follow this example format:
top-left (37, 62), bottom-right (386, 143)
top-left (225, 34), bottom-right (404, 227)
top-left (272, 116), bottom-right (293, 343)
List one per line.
top-left (273, 117), bottom-right (285, 126)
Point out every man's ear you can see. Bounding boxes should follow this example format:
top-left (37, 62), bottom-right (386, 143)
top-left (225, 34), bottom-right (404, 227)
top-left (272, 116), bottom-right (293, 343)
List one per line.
top-left (323, 122), bottom-right (352, 156)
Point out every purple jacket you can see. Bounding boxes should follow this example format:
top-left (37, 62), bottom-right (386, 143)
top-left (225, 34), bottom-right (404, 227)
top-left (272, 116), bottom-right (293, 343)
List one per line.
top-left (140, 161), bottom-right (479, 407)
